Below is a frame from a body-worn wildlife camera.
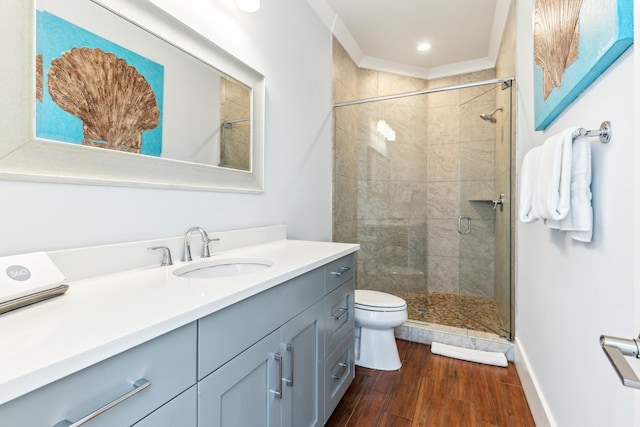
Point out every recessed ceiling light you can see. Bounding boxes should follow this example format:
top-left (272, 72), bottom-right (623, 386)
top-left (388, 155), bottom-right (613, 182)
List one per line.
top-left (417, 42), bottom-right (431, 52)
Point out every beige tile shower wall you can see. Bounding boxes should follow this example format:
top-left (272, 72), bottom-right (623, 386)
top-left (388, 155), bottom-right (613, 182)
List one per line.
top-left (332, 38), bottom-right (359, 244)
top-left (220, 78), bottom-right (251, 170)
top-left (355, 69), bottom-right (429, 296)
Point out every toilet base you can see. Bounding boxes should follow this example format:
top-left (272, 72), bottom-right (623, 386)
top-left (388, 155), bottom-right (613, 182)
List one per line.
top-left (355, 326), bottom-right (402, 371)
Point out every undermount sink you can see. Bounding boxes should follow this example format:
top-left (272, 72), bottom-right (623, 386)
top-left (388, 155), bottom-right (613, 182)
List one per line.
top-left (173, 258), bottom-right (273, 279)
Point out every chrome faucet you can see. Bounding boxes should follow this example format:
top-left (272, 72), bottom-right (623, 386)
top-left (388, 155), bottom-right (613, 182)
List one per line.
top-left (181, 226), bottom-right (219, 262)
top-left (148, 246), bottom-right (173, 266)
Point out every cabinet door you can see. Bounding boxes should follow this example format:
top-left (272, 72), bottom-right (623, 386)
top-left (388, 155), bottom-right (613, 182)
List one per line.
top-left (281, 301), bottom-right (324, 427)
top-left (198, 329), bottom-right (282, 427)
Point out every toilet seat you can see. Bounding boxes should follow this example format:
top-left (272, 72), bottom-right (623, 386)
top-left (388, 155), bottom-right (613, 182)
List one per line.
top-left (355, 290), bottom-right (407, 312)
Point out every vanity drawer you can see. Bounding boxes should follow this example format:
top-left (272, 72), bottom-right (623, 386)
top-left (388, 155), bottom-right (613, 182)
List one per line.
top-left (0, 322), bottom-right (197, 427)
top-left (134, 385), bottom-right (197, 427)
top-left (198, 267), bottom-right (324, 379)
top-left (324, 254), bottom-right (354, 294)
top-left (324, 279), bottom-right (354, 354)
top-left (324, 330), bottom-right (355, 423)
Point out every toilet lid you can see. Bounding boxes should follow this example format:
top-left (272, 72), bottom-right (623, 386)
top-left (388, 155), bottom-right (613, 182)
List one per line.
top-left (355, 290), bottom-right (407, 310)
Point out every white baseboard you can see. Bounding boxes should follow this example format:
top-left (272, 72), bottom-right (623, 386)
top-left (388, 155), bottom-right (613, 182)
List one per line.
top-left (514, 337), bottom-right (555, 427)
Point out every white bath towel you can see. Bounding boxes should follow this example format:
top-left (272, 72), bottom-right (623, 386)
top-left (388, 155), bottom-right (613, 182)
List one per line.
top-left (531, 128), bottom-right (575, 221)
top-left (431, 342), bottom-right (508, 367)
top-left (518, 146), bottom-right (541, 223)
top-left (545, 136), bottom-right (593, 242)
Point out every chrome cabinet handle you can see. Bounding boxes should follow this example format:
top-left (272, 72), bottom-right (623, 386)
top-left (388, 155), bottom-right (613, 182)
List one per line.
top-left (331, 363), bottom-right (348, 380)
top-left (53, 378), bottom-right (150, 427)
top-left (600, 335), bottom-right (640, 389)
top-left (284, 344), bottom-right (294, 387)
top-left (332, 307), bottom-right (348, 321)
top-left (330, 267), bottom-right (351, 276)
top-left (270, 353), bottom-right (283, 399)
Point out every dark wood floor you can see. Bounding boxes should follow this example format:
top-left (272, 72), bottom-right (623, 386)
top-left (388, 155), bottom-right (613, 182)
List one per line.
top-left (326, 339), bottom-right (536, 427)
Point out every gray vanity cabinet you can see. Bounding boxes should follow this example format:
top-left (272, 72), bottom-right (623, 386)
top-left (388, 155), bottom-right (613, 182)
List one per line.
top-left (134, 386), bottom-right (198, 427)
top-left (0, 322), bottom-right (198, 427)
top-left (197, 253), bottom-right (355, 427)
top-left (198, 301), bottom-right (324, 427)
top-left (198, 329), bottom-right (283, 426)
top-left (281, 301), bottom-right (324, 427)
top-left (0, 253), bottom-right (355, 427)
top-left (197, 268), bottom-right (325, 427)
top-left (322, 257), bottom-right (355, 422)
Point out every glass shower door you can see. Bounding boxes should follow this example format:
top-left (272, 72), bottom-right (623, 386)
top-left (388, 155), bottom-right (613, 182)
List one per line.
top-left (457, 81), bottom-right (512, 338)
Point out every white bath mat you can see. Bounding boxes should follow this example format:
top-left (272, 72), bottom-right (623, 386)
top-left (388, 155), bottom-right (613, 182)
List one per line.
top-left (431, 342), bottom-right (508, 367)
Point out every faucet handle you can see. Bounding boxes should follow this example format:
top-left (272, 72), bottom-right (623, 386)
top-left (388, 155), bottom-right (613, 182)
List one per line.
top-left (203, 237), bottom-right (220, 258)
top-left (148, 246), bottom-right (173, 266)
top-left (182, 242), bottom-right (192, 262)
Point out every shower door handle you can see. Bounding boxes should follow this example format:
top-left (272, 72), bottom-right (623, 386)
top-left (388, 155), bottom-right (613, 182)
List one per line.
top-left (458, 216), bottom-right (471, 235)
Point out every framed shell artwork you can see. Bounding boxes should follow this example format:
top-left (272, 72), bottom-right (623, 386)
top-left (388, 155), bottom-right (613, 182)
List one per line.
top-left (533, 0), bottom-right (633, 130)
top-left (36, 11), bottom-right (164, 156)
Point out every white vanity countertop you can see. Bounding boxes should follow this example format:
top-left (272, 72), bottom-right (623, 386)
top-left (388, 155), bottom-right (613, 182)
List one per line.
top-left (0, 238), bottom-right (358, 405)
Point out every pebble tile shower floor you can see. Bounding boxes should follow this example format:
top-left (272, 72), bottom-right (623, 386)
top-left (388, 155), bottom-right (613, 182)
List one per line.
top-left (400, 291), bottom-right (504, 334)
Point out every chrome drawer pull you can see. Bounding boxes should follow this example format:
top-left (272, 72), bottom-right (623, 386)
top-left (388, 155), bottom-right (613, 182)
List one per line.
top-left (331, 363), bottom-right (348, 380)
top-left (284, 344), bottom-right (294, 387)
top-left (53, 378), bottom-right (150, 427)
top-left (330, 267), bottom-right (351, 276)
top-left (332, 307), bottom-right (348, 321)
top-left (270, 353), bottom-right (283, 399)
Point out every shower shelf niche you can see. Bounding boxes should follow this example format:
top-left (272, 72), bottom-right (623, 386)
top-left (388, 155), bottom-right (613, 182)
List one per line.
top-left (469, 194), bottom-right (505, 210)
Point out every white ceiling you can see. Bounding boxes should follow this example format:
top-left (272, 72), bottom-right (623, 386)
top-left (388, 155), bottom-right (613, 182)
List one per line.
top-left (308, 0), bottom-right (512, 79)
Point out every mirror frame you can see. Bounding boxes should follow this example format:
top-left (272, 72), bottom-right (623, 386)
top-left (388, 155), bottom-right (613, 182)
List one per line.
top-left (0, 0), bottom-right (265, 193)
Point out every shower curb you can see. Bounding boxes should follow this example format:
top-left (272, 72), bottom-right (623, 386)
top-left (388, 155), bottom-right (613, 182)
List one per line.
top-left (395, 320), bottom-right (515, 362)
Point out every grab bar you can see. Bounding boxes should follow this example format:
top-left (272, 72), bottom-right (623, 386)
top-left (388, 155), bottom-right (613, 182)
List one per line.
top-left (600, 334), bottom-right (640, 389)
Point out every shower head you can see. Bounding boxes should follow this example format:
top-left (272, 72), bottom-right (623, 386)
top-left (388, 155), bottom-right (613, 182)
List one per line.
top-left (480, 107), bottom-right (503, 123)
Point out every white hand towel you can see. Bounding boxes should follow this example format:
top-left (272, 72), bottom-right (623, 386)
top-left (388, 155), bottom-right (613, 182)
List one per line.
top-left (519, 146), bottom-right (541, 223)
top-left (532, 128), bottom-right (575, 221)
top-left (545, 136), bottom-right (593, 242)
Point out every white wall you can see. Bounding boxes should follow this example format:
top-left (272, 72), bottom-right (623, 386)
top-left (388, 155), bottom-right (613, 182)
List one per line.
top-left (516, 1), bottom-right (637, 426)
top-left (1, 0), bottom-right (334, 257)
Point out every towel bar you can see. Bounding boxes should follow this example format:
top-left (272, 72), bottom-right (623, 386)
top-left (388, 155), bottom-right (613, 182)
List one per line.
top-left (573, 121), bottom-right (611, 144)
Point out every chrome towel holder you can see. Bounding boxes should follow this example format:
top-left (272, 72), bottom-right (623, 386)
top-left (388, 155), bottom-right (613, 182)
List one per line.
top-left (572, 121), bottom-right (612, 144)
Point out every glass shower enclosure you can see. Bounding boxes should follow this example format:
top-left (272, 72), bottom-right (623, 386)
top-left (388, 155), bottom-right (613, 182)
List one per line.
top-left (333, 77), bottom-right (514, 339)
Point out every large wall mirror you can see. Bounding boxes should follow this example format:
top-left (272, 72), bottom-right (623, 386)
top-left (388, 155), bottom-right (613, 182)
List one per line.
top-left (0, 0), bottom-right (265, 192)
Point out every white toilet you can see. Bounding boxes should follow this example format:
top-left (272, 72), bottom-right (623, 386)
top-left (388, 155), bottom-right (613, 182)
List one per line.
top-left (354, 289), bottom-right (408, 371)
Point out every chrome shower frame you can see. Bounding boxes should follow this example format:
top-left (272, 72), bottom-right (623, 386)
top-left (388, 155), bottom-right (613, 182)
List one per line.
top-left (333, 77), bottom-right (514, 108)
